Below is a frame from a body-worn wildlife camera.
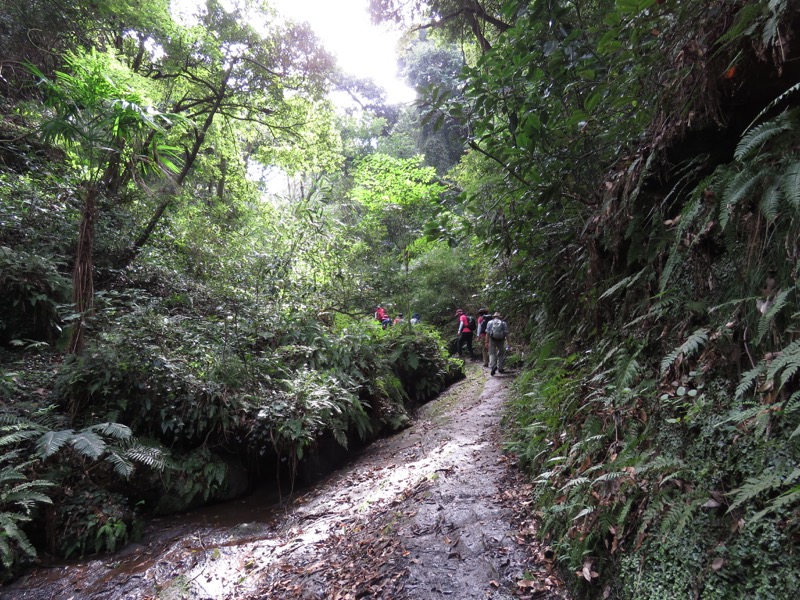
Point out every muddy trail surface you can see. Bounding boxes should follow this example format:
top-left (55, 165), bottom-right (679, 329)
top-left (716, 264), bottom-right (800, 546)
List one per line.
top-left (3, 365), bottom-right (569, 600)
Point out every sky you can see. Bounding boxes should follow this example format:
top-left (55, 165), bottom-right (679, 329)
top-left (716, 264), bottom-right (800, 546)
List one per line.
top-left (271, 0), bottom-right (416, 104)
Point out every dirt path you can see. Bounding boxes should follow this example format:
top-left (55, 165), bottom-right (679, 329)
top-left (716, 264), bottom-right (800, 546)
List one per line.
top-left (2, 366), bottom-right (568, 600)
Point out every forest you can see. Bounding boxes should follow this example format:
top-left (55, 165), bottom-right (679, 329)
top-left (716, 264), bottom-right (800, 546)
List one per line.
top-left (1, 0), bottom-right (799, 598)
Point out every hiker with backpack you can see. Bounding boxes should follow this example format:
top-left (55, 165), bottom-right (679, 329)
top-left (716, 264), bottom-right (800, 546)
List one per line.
top-left (455, 309), bottom-right (476, 360)
top-left (476, 308), bottom-right (491, 368)
top-left (486, 311), bottom-right (509, 375)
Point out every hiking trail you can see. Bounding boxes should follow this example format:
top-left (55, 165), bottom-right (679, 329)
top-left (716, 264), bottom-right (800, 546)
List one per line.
top-left (2, 366), bottom-right (568, 600)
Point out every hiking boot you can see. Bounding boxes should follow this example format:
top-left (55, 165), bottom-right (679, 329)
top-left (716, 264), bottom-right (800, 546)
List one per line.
top-left (491, 368), bottom-right (496, 376)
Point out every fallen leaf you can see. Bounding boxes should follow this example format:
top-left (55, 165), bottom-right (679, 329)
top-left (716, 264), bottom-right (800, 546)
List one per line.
top-left (712, 558), bottom-right (725, 571)
top-left (582, 559), bottom-right (593, 582)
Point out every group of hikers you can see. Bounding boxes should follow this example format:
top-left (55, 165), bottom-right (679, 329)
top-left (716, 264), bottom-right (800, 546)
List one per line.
top-left (455, 308), bottom-right (509, 376)
top-left (373, 306), bottom-right (421, 329)
top-left (373, 305), bottom-right (509, 376)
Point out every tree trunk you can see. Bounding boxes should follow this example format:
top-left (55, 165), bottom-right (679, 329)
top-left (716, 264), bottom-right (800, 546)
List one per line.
top-left (123, 67), bottom-right (233, 266)
top-left (68, 185), bottom-right (97, 355)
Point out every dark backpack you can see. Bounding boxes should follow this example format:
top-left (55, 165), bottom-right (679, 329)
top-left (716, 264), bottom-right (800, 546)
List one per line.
top-left (466, 315), bottom-right (477, 331)
top-left (478, 316), bottom-right (491, 335)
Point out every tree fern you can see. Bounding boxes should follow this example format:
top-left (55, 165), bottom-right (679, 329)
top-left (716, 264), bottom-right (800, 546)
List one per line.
top-left (660, 328), bottom-right (709, 376)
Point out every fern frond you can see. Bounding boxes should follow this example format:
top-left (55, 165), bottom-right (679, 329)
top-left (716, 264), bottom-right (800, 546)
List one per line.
top-left (660, 197), bottom-right (704, 292)
top-left (758, 178), bottom-right (782, 224)
top-left (89, 422), bottom-right (132, 440)
top-left (762, 0), bottom-right (787, 46)
top-left (599, 268), bottom-right (647, 300)
top-left (593, 471), bottom-right (628, 484)
top-left (660, 329), bottom-right (709, 376)
top-left (125, 443), bottom-right (167, 470)
top-left (0, 467), bottom-right (26, 487)
top-left (560, 477), bottom-right (590, 491)
top-left (0, 535), bottom-right (11, 568)
top-left (659, 493), bottom-right (702, 539)
top-left (2, 486), bottom-right (53, 510)
top-left (736, 363), bottom-right (767, 399)
top-left (744, 84), bottom-right (800, 133)
top-left (782, 389), bottom-right (800, 413)
top-left (728, 469), bottom-right (784, 511)
top-left (35, 429), bottom-right (74, 458)
top-left (716, 403), bottom-right (764, 429)
top-left (752, 483), bottom-right (800, 520)
top-left (616, 349), bottom-right (641, 389)
top-left (756, 288), bottom-right (791, 344)
top-left (0, 512), bottom-right (36, 560)
top-left (616, 495), bottom-right (636, 528)
top-left (720, 169), bottom-right (763, 230)
top-left (781, 159), bottom-right (800, 208)
top-left (0, 431), bottom-right (39, 447)
top-left (69, 430), bottom-right (106, 460)
top-left (636, 454), bottom-right (685, 475)
top-left (766, 338), bottom-right (800, 389)
top-left (105, 451), bottom-right (134, 478)
top-left (735, 110), bottom-right (792, 160)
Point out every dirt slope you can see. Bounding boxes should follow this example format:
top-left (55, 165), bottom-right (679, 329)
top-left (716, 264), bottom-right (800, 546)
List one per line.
top-left (2, 366), bottom-right (568, 600)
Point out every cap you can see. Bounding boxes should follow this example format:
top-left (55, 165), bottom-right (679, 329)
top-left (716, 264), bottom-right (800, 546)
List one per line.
top-left (478, 308), bottom-right (489, 314)
top-left (493, 312), bottom-right (502, 318)
top-left (455, 309), bottom-right (463, 315)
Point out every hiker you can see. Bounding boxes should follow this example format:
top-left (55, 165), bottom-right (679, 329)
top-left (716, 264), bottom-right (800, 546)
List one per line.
top-left (486, 311), bottom-right (509, 376)
top-left (476, 308), bottom-right (491, 368)
top-left (374, 305), bottom-right (391, 328)
top-left (393, 313), bottom-right (405, 326)
top-left (410, 312), bottom-right (421, 325)
top-left (455, 309), bottom-right (475, 360)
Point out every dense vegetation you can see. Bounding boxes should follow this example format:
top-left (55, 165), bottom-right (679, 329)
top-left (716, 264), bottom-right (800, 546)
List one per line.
top-left (0, 0), bottom-right (466, 580)
top-left (2, 0), bottom-right (799, 598)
